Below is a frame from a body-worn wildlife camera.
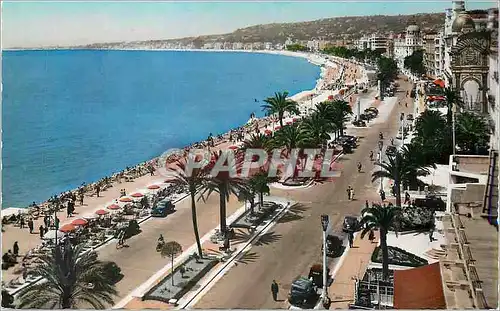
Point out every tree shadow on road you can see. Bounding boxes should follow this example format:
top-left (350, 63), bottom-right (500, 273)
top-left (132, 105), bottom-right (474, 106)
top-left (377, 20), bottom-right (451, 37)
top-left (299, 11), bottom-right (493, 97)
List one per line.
top-left (277, 203), bottom-right (308, 224)
top-left (232, 230), bottom-right (283, 247)
top-left (204, 248), bottom-right (260, 265)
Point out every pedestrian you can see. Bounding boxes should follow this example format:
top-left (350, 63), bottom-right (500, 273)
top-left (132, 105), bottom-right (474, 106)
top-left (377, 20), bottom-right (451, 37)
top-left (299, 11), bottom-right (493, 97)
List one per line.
top-left (13, 241), bottom-right (19, 257)
top-left (348, 231), bottom-right (354, 248)
top-left (390, 138), bottom-right (394, 145)
top-left (380, 189), bottom-right (386, 201)
top-left (96, 184), bottom-right (101, 197)
top-left (365, 200), bottom-right (369, 209)
top-left (54, 216), bottom-right (60, 229)
top-left (19, 216), bottom-right (25, 229)
top-left (346, 186), bottom-right (352, 200)
top-left (369, 151), bottom-right (374, 161)
top-left (404, 191), bottom-right (411, 205)
top-left (39, 225), bottom-right (44, 239)
top-left (79, 193), bottom-right (84, 206)
top-left (368, 230), bottom-right (375, 243)
top-left (271, 280), bottom-right (279, 301)
top-left (350, 188), bottom-right (355, 201)
top-left (28, 219), bottom-right (34, 234)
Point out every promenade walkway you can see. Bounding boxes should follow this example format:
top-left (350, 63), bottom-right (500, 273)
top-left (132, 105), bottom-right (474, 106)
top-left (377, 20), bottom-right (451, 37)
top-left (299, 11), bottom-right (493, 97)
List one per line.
top-left (328, 232), bottom-right (380, 309)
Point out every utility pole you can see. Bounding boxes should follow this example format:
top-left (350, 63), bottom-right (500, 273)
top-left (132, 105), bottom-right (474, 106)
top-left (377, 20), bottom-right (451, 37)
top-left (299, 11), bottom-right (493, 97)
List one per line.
top-left (320, 214), bottom-right (330, 306)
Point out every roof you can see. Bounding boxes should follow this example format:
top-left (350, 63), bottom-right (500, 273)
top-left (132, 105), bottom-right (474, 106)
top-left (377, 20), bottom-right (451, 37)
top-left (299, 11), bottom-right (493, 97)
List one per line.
top-left (393, 263), bottom-right (446, 309)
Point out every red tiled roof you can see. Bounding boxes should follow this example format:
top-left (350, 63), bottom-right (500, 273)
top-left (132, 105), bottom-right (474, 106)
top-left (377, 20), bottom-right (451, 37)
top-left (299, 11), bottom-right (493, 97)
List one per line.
top-left (393, 263), bottom-right (446, 309)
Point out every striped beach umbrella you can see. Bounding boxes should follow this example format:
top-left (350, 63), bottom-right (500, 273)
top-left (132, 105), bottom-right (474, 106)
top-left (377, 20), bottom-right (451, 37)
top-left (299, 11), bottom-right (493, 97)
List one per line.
top-left (59, 224), bottom-right (77, 233)
top-left (71, 218), bottom-right (88, 226)
top-left (131, 192), bottom-right (144, 198)
top-left (107, 204), bottom-right (121, 210)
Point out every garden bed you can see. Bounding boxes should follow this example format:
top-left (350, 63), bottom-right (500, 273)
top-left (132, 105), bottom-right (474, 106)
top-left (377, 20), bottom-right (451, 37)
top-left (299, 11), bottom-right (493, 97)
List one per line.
top-left (231, 202), bottom-right (279, 229)
top-left (371, 246), bottom-right (428, 267)
top-left (282, 177), bottom-right (310, 186)
top-left (143, 255), bottom-right (218, 303)
top-left (397, 205), bottom-right (434, 231)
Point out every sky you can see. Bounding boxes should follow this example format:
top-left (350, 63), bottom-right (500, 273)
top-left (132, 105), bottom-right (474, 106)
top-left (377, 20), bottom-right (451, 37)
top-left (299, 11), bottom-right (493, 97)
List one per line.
top-left (2, 0), bottom-right (497, 48)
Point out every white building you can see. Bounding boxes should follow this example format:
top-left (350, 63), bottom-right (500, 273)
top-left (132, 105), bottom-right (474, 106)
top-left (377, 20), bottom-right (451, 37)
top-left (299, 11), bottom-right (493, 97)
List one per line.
top-left (213, 42), bottom-right (223, 50)
top-left (356, 36), bottom-right (370, 50)
top-left (394, 25), bottom-right (423, 70)
top-left (264, 42), bottom-right (273, 50)
top-left (223, 42), bottom-right (232, 50)
top-left (285, 38), bottom-right (294, 47)
top-left (369, 34), bottom-right (388, 52)
top-left (232, 42), bottom-right (243, 50)
top-left (253, 42), bottom-right (263, 50)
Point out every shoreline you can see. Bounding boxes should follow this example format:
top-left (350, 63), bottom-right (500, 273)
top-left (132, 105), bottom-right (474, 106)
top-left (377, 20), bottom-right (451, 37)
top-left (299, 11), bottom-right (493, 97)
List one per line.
top-left (2, 50), bottom-right (359, 211)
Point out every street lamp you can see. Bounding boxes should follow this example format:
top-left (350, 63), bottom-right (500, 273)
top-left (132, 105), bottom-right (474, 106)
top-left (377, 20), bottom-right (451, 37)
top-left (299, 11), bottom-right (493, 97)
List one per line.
top-left (378, 140), bottom-right (384, 192)
top-left (400, 112), bottom-right (405, 146)
top-left (320, 214), bottom-right (330, 304)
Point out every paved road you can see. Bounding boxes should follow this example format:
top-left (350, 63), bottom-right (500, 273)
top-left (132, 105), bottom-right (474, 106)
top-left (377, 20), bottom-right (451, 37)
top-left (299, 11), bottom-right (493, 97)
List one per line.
top-left (194, 77), bottom-right (413, 309)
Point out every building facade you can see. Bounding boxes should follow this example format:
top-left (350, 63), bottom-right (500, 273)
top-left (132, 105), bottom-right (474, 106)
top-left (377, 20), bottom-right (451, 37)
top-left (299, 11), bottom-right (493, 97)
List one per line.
top-left (423, 31), bottom-right (438, 77)
top-left (394, 25), bottom-right (423, 69)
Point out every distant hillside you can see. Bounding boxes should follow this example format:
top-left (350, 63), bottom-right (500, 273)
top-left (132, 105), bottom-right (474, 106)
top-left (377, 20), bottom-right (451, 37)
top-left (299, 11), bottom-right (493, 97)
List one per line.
top-left (78, 12), bottom-right (445, 49)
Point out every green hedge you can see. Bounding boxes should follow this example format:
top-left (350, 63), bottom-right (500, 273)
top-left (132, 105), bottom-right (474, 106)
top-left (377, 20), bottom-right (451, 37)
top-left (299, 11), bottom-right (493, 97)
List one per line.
top-left (371, 246), bottom-right (428, 267)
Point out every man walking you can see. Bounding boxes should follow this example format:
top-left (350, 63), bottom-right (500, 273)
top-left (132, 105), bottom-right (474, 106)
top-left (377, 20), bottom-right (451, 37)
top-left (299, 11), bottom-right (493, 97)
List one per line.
top-left (271, 280), bottom-right (279, 301)
top-left (348, 231), bottom-right (354, 248)
top-left (28, 218), bottom-right (34, 234)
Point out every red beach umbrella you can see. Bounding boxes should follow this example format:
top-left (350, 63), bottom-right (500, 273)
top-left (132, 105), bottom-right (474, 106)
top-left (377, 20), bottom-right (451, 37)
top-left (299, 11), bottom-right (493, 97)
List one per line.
top-left (328, 95), bottom-right (334, 100)
top-left (71, 218), bottom-right (88, 226)
top-left (264, 129), bottom-right (272, 136)
top-left (119, 197), bottom-right (133, 202)
top-left (147, 184), bottom-right (160, 190)
top-left (286, 121), bottom-right (293, 125)
top-left (131, 192), bottom-right (144, 198)
top-left (107, 204), bottom-right (121, 210)
top-left (228, 146), bottom-right (239, 150)
top-left (164, 177), bottom-right (176, 183)
top-left (95, 209), bottom-right (109, 216)
top-left (275, 126), bottom-right (281, 130)
top-left (59, 224), bottom-right (77, 233)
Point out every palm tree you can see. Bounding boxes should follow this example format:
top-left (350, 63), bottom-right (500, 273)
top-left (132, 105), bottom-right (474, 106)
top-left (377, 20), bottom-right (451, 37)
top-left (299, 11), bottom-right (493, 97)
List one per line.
top-left (203, 150), bottom-right (248, 235)
top-left (168, 155), bottom-right (208, 259)
top-left (372, 146), bottom-right (434, 206)
top-left (413, 110), bottom-right (448, 164)
top-left (456, 111), bottom-right (490, 154)
top-left (360, 203), bottom-right (401, 280)
top-left (16, 243), bottom-right (117, 309)
top-left (273, 124), bottom-right (309, 153)
top-left (242, 133), bottom-right (272, 151)
top-left (330, 100), bottom-right (352, 137)
top-left (248, 170), bottom-right (279, 208)
top-left (300, 112), bottom-right (334, 147)
top-left (261, 92), bottom-right (300, 127)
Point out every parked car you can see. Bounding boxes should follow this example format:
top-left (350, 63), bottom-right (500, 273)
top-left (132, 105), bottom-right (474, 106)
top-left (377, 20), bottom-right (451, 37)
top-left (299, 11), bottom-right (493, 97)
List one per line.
top-left (342, 215), bottom-right (360, 233)
top-left (386, 146), bottom-right (397, 157)
top-left (406, 114), bottom-right (414, 121)
top-left (322, 233), bottom-right (346, 257)
top-left (151, 200), bottom-right (175, 217)
top-left (308, 264), bottom-right (331, 288)
top-left (288, 277), bottom-right (317, 306)
top-left (352, 120), bottom-right (367, 127)
top-left (365, 107), bottom-right (379, 115)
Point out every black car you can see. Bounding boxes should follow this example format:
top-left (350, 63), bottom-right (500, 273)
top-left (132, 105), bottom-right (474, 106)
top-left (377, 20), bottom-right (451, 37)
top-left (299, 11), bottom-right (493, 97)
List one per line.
top-left (406, 114), bottom-right (414, 121)
top-left (342, 216), bottom-right (360, 233)
top-left (386, 146), bottom-right (397, 157)
top-left (288, 277), bottom-right (317, 306)
top-left (352, 120), bottom-right (367, 127)
top-left (365, 107), bottom-right (379, 115)
top-left (322, 233), bottom-right (345, 257)
top-left (151, 200), bottom-right (175, 217)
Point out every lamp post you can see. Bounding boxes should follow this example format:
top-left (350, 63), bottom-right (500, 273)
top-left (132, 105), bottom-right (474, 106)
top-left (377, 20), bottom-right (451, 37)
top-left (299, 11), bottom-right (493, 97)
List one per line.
top-left (378, 140), bottom-right (384, 192)
top-left (320, 214), bottom-right (330, 304)
top-left (400, 112), bottom-right (405, 146)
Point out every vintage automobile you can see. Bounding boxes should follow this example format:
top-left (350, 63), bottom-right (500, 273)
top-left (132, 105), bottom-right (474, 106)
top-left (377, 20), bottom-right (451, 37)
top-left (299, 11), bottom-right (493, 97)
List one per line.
top-left (308, 264), bottom-right (332, 288)
top-left (352, 120), bottom-right (367, 127)
top-left (151, 200), bottom-right (175, 217)
top-left (386, 146), bottom-right (397, 157)
top-left (288, 277), bottom-right (317, 306)
top-left (322, 232), bottom-right (346, 258)
top-left (342, 215), bottom-right (361, 233)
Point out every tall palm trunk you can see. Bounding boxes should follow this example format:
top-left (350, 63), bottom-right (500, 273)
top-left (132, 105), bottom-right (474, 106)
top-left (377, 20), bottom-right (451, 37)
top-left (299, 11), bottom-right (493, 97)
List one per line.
top-left (279, 112), bottom-right (284, 128)
top-left (190, 190), bottom-right (203, 259)
top-left (259, 191), bottom-right (264, 208)
top-left (447, 107), bottom-right (453, 154)
top-left (394, 183), bottom-right (402, 207)
top-left (380, 227), bottom-right (390, 281)
top-left (218, 184), bottom-right (227, 234)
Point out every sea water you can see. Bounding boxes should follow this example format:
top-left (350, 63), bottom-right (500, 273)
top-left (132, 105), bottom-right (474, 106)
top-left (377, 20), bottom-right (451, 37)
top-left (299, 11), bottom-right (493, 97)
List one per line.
top-left (2, 50), bottom-right (320, 207)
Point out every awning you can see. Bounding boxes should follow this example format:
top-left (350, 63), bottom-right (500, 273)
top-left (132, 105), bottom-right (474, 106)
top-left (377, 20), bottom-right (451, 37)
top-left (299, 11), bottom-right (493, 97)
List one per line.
top-left (393, 262), bottom-right (446, 309)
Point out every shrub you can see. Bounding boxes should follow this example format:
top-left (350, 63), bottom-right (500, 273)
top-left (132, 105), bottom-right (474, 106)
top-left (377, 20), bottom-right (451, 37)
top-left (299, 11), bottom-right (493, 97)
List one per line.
top-left (101, 261), bottom-right (124, 284)
top-left (396, 205), bottom-right (434, 231)
top-left (124, 220), bottom-right (141, 239)
top-left (371, 246), bottom-right (428, 267)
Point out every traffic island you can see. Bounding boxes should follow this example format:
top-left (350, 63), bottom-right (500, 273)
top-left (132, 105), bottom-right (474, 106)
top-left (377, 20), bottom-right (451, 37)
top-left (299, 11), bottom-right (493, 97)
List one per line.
top-left (142, 255), bottom-right (218, 303)
top-left (231, 202), bottom-right (280, 230)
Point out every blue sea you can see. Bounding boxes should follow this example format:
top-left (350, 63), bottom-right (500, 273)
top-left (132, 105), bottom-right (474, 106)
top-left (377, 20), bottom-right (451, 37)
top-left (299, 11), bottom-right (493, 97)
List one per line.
top-left (2, 50), bottom-right (320, 208)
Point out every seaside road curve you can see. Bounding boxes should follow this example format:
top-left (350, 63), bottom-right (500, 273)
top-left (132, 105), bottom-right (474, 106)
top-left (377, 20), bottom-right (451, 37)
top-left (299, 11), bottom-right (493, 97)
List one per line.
top-left (193, 77), bottom-right (413, 309)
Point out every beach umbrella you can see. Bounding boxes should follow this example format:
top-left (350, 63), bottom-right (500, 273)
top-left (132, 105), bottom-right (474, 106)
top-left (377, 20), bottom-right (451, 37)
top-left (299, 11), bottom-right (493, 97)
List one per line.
top-left (83, 214), bottom-right (98, 220)
top-left (107, 204), bottom-right (121, 210)
top-left (131, 192), bottom-right (144, 198)
top-left (71, 218), bottom-right (88, 226)
top-left (147, 184), bottom-right (161, 190)
top-left (275, 126), bottom-right (281, 130)
top-left (164, 177), bottom-right (176, 183)
top-left (264, 129), bottom-right (272, 136)
top-left (59, 224), bottom-right (77, 233)
top-left (228, 146), bottom-right (239, 150)
top-left (119, 197), bottom-right (133, 202)
top-left (328, 95), bottom-right (334, 100)
top-left (95, 209), bottom-right (109, 216)
top-left (286, 121), bottom-right (293, 125)
top-left (43, 229), bottom-right (65, 240)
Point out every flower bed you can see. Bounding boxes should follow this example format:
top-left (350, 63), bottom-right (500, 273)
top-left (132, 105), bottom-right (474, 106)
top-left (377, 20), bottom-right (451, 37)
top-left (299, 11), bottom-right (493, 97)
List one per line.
top-left (143, 255), bottom-right (218, 303)
top-left (397, 205), bottom-right (434, 231)
top-left (371, 246), bottom-right (428, 267)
